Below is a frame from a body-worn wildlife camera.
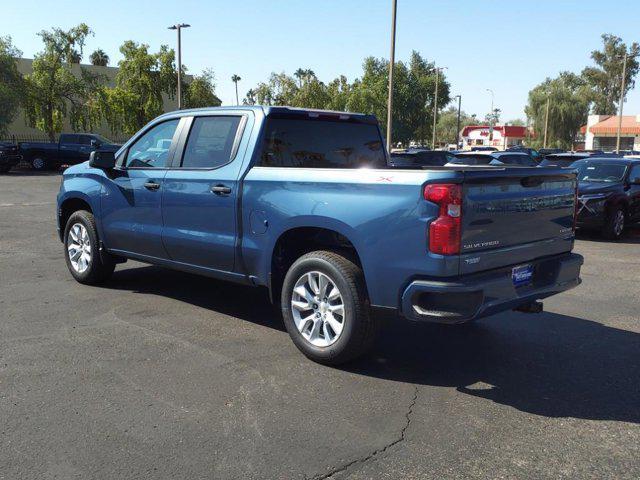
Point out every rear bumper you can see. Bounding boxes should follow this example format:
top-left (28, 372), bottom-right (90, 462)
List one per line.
top-left (400, 252), bottom-right (583, 323)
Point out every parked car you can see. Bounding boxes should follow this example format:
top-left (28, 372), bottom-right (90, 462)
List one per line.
top-left (20, 133), bottom-right (121, 171)
top-left (388, 149), bottom-right (457, 168)
top-left (57, 106), bottom-right (583, 365)
top-left (538, 148), bottom-right (566, 158)
top-left (539, 153), bottom-right (593, 167)
top-left (449, 151), bottom-right (538, 167)
top-left (572, 157), bottom-right (640, 239)
top-left (506, 146), bottom-right (542, 163)
top-left (0, 141), bottom-right (22, 173)
top-left (470, 146), bottom-right (498, 152)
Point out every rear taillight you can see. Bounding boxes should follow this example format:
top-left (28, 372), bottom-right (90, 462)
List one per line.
top-left (424, 183), bottom-right (462, 255)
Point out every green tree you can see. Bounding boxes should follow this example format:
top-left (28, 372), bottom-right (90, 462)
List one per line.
top-left (506, 118), bottom-right (525, 126)
top-left (23, 23), bottom-right (99, 141)
top-left (185, 69), bottom-right (221, 108)
top-left (101, 41), bottom-right (177, 135)
top-left (0, 36), bottom-right (24, 137)
top-left (347, 51), bottom-right (450, 146)
top-left (525, 72), bottom-right (591, 149)
top-left (89, 49), bottom-right (109, 66)
top-left (243, 88), bottom-right (257, 105)
top-left (436, 106), bottom-right (478, 146)
top-left (582, 34), bottom-right (640, 115)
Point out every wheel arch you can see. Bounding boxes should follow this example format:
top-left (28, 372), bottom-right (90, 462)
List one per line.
top-left (267, 223), bottom-right (368, 304)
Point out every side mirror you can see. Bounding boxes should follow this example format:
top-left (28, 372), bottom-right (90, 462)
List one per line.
top-left (90, 139), bottom-right (100, 148)
top-left (89, 150), bottom-right (116, 169)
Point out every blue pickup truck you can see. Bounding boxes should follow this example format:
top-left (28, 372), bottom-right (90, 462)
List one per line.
top-left (57, 106), bottom-right (583, 364)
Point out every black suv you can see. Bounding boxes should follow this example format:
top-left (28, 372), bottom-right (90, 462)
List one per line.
top-left (573, 157), bottom-right (640, 239)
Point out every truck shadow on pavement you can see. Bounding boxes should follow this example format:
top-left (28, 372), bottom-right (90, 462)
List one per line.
top-left (108, 265), bottom-right (639, 424)
top-left (350, 314), bottom-right (640, 424)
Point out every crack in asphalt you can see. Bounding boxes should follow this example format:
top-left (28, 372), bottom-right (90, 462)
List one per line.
top-left (311, 385), bottom-right (419, 480)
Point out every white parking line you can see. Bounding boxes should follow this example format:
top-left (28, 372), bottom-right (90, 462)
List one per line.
top-left (0, 202), bottom-right (54, 207)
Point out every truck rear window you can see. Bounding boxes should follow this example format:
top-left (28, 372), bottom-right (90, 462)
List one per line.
top-left (259, 118), bottom-right (386, 169)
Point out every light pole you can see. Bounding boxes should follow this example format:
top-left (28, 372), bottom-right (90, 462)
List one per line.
top-left (454, 94), bottom-right (462, 148)
top-left (615, 51), bottom-right (639, 153)
top-left (168, 23), bottom-right (191, 110)
top-left (386, 0), bottom-right (397, 153)
top-left (432, 66), bottom-right (447, 149)
top-left (486, 88), bottom-right (494, 145)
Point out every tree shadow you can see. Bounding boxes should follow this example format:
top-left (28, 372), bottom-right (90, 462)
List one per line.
top-left (105, 264), bottom-right (639, 424)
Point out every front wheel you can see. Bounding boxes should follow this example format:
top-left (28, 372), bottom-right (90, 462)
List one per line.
top-left (281, 250), bottom-right (378, 365)
top-left (602, 207), bottom-right (625, 240)
top-left (64, 210), bottom-right (115, 284)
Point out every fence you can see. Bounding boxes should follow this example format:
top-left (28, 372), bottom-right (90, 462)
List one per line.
top-left (0, 133), bottom-right (131, 144)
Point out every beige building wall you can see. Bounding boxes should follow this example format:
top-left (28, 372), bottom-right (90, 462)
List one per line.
top-left (7, 58), bottom-right (186, 142)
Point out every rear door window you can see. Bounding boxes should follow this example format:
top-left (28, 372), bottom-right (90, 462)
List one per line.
top-left (60, 134), bottom-right (80, 144)
top-left (180, 116), bottom-right (242, 169)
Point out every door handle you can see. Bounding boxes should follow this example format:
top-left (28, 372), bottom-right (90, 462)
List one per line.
top-left (144, 181), bottom-right (161, 191)
top-left (210, 184), bottom-right (232, 195)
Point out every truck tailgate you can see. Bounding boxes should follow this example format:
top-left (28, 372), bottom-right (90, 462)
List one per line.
top-left (459, 167), bottom-right (576, 275)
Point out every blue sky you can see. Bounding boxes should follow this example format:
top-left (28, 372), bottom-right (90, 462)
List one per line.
top-left (5, 0), bottom-right (640, 121)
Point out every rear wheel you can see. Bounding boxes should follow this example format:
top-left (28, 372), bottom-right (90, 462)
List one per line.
top-left (64, 210), bottom-right (115, 284)
top-left (31, 157), bottom-right (46, 171)
top-left (602, 207), bottom-right (625, 240)
top-left (0, 164), bottom-right (10, 174)
top-left (281, 250), bottom-right (378, 365)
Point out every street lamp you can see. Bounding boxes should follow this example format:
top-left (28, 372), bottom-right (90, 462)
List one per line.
top-left (485, 88), bottom-right (494, 145)
top-left (432, 66), bottom-right (447, 149)
top-left (386, 0), bottom-right (397, 153)
top-left (615, 51), bottom-right (639, 153)
top-left (168, 23), bottom-right (191, 110)
top-left (454, 95), bottom-right (462, 148)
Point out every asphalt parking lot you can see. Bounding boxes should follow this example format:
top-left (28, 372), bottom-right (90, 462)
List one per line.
top-left (1, 170), bottom-right (638, 480)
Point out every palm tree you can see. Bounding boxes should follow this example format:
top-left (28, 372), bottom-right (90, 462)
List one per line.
top-left (231, 74), bottom-right (241, 105)
top-left (67, 49), bottom-right (82, 64)
top-left (294, 68), bottom-right (305, 87)
top-left (89, 49), bottom-right (109, 67)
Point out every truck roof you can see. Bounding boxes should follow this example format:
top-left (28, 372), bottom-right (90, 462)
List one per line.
top-left (156, 105), bottom-right (379, 125)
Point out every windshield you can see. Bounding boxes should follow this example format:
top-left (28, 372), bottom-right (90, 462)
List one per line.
top-left (573, 161), bottom-right (627, 182)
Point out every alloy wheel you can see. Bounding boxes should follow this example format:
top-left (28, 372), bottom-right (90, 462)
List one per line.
top-left (613, 210), bottom-right (625, 237)
top-left (291, 271), bottom-right (345, 347)
top-left (67, 223), bottom-right (92, 273)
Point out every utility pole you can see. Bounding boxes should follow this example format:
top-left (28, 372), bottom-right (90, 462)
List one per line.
top-left (486, 89), bottom-right (494, 144)
top-left (455, 95), bottom-right (462, 148)
top-left (386, 0), bottom-right (397, 153)
top-left (168, 23), bottom-right (191, 109)
top-left (432, 67), bottom-right (447, 149)
top-left (543, 95), bottom-right (550, 149)
top-left (616, 51), bottom-right (628, 154)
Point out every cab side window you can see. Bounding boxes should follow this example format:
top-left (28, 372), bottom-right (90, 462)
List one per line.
top-left (126, 119), bottom-right (180, 168)
top-left (180, 116), bottom-right (242, 169)
top-left (629, 165), bottom-right (640, 183)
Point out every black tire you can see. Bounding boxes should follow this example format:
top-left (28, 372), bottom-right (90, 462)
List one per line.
top-left (31, 157), bottom-right (47, 171)
top-left (0, 165), bottom-right (10, 174)
top-left (602, 206), bottom-right (625, 240)
top-left (281, 250), bottom-right (378, 365)
top-left (63, 210), bottom-right (115, 284)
